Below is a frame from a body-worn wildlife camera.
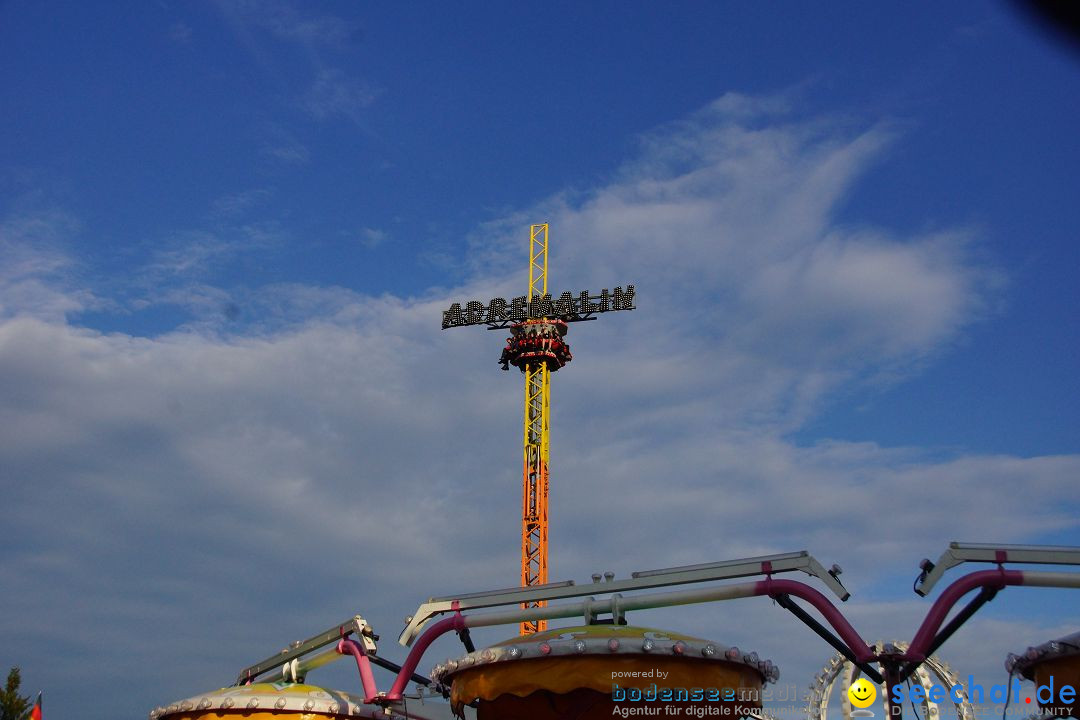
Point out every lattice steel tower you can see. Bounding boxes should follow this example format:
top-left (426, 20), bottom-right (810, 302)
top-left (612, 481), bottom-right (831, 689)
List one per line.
top-left (441, 223), bottom-right (635, 635)
top-left (521, 223), bottom-right (553, 634)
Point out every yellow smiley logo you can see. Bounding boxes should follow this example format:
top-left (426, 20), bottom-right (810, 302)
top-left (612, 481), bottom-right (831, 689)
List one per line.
top-left (848, 678), bottom-right (877, 709)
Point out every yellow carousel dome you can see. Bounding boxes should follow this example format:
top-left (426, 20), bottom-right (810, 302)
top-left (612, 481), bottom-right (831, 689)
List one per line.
top-left (149, 682), bottom-right (383, 720)
top-left (430, 624), bottom-right (778, 719)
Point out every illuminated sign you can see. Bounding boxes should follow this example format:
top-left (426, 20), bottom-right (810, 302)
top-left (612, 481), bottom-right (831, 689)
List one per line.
top-left (442, 285), bottom-right (635, 329)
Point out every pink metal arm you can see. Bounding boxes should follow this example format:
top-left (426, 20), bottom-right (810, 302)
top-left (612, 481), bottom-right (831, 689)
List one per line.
top-left (385, 612), bottom-right (468, 701)
top-left (346, 569), bottom-right (1043, 706)
top-left (337, 639), bottom-right (380, 704)
top-left (756, 577), bottom-right (876, 663)
top-left (905, 568), bottom-right (1023, 661)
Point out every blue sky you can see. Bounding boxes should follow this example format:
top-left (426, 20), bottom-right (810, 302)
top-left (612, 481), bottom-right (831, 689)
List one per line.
top-left (2, 3), bottom-right (1079, 719)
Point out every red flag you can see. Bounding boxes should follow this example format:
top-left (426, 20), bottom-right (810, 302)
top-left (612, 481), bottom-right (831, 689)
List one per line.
top-left (29, 692), bottom-right (41, 720)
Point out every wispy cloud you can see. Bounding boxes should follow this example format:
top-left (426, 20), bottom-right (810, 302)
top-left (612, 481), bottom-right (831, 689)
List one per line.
top-left (462, 93), bottom-right (999, 430)
top-left (214, 0), bottom-right (375, 126)
top-left (211, 188), bottom-right (273, 219)
top-left (258, 123), bottom-right (311, 165)
top-left (116, 223), bottom-right (289, 331)
top-left (144, 222), bottom-right (283, 280)
top-left (359, 227), bottom-right (387, 249)
top-left (168, 21), bottom-right (193, 45)
top-left (261, 141), bottom-right (310, 164)
top-left (216, 0), bottom-right (356, 50)
top-left (145, 230), bottom-right (237, 278)
top-left (303, 68), bottom-right (377, 122)
top-left (0, 210), bottom-right (96, 321)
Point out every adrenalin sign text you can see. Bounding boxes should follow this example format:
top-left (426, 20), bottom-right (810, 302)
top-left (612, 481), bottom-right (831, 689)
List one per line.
top-left (442, 285), bottom-right (635, 329)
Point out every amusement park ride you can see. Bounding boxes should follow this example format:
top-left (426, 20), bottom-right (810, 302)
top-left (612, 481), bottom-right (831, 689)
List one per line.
top-left (153, 226), bottom-right (1080, 720)
top-left (440, 223), bottom-right (635, 634)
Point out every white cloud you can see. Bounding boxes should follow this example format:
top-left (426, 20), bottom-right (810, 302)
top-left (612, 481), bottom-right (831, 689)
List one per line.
top-left (261, 140), bottom-right (310, 164)
top-left (258, 122), bottom-right (311, 165)
top-left (0, 308), bottom-right (1074, 718)
top-left (360, 227), bottom-right (387, 249)
top-left (216, 0), bottom-right (355, 49)
top-left (0, 94), bottom-right (1074, 720)
top-left (135, 224), bottom-right (284, 318)
top-left (212, 188), bottom-right (273, 218)
top-left (0, 210), bottom-right (97, 321)
top-left (146, 230), bottom-right (236, 278)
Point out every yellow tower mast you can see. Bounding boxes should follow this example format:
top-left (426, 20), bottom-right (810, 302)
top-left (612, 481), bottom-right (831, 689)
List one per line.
top-left (440, 224), bottom-right (635, 637)
top-left (521, 223), bottom-right (551, 634)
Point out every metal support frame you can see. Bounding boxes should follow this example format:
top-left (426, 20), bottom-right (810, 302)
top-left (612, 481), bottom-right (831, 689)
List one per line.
top-left (773, 593), bottom-right (882, 683)
top-left (892, 542), bottom-right (1080, 719)
top-left (235, 614), bottom-right (375, 686)
top-left (633, 552), bottom-right (850, 600)
top-left (225, 552), bottom-right (868, 708)
top-left (899, 586), bottom-right (998, 680)
top-left (382, 558), bottom-right (867, 704)
top-left (915, 542), bottom-right (1080, 596)
top-left (520, 222), bottom-right (551, 634)
top-left (484, 315), bottom-right (597, 330)
top-left (400, 550), bottom-right (848, 645)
